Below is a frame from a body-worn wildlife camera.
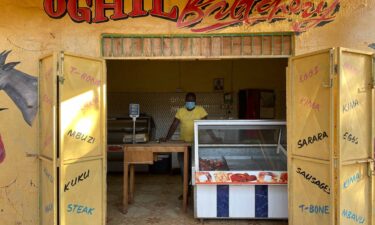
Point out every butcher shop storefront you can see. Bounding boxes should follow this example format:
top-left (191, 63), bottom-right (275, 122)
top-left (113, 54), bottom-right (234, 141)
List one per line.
top-left (0, 1), bottom-right (374, 225)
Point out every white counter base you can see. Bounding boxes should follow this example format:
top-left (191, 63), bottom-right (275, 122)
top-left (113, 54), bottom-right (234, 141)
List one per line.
top-left (194, 185), bottom-right (288, 219)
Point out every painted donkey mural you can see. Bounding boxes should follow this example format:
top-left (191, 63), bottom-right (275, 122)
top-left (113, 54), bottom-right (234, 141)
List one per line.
top-left (0, 50), bottom-right (38, 164)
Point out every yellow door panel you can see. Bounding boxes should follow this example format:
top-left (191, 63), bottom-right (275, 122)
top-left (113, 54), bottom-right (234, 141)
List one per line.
top-left (289, 50), bottom-right (332, 161)
top-left (339, 50), bottom-right (373, 161)
top-left (59, 52), bottom-right (106, 225)
top-left (288, 48), bottom-right (374, 225)
top-left (340, 164), bottom-right (370, 225)
top-left (60, 159), bottom-right (104, 225)
top-left (337, 49), bottom-right (374, 225)
top-left (40, 160), bottom-right (57, 225)
top-left (60, 54), bottom-right (105, 161)
top-left (39, 53), bottom-right (58, 225)
top-left (39, 52), bottom-right (106, 225)
top-left (290, 158), bottom-right (331, 225)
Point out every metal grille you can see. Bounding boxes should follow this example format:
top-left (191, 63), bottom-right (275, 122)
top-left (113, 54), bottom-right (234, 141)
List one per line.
top-left (101, 33), bottom-right (293, 59)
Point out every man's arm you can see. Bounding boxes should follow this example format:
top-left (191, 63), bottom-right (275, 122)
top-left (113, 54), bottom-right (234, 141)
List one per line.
top-left (162, 118), bottom-right (180, 141)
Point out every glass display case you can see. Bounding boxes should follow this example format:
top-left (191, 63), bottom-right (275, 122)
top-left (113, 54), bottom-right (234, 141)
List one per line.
top-left (193, 120), bottom-right (288, 219)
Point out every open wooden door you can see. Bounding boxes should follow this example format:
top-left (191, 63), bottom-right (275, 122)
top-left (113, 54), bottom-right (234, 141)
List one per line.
top-left (39, 52), bottom-right (106, 225)
top-left (337, 49), bottom-right (374, 225)
top-left (39, 53), bottom-right (58, 225)
top-left (288, 49), bottom-right (335, 225)
top-left (288, 48), bottom-right (375, 225)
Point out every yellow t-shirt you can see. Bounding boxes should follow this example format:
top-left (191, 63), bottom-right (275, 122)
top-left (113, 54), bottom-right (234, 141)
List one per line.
top-left (175, 106), bottom-right (208, 142)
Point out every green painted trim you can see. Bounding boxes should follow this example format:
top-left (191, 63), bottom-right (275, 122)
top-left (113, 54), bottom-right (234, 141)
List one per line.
top-left (180, 38), bottom-right (183, 56)
top-left (141, 37), bottom-right (144, 56)
top-left (101, 32), bottom-right (294, 39)
top-left (230, 37), bottom-right (233, 55)
top-left (240, 36), bottom-right (244, 56)
top-left (170, 37), bottom-right (174, 56)
top-left (151, 38), bottom-right (154, 56)
top-left (251, 36), bottom-right (254, 54)
top-left (281, 34), bottom-right (284, 55)
top-left (101, 32), bottom-right (294, 57)
top-left (131, 38), bottom-right (134, 57)
top-left (261, 34), bottom-right (264, 55)
top-left (190, 38), bottom-right (193, 55)
top-left (101, 37), bottom-right (105, 57)
top-left (111, 37), bottom-right (114, 57)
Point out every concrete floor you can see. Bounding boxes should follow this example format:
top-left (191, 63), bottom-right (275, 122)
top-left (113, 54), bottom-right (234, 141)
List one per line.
top-left (107, 173), bottom-right (288, 225)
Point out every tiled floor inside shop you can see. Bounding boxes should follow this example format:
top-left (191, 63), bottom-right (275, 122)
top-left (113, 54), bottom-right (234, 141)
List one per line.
top-left (107, 173), bottom-right (288, 225)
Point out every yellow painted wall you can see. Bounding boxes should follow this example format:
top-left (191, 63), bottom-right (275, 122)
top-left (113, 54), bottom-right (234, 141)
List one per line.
top-left (295, 1), bottom-right (375, 55)
top-left (0, 0), bottom-right (374, 224)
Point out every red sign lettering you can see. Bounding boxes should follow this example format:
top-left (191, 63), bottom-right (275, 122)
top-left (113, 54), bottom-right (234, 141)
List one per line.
top-left (129, 0), bottom-right (148, 17)
top-left (67, 0), bottom-right (92, 23)
top-left (43, 0), bottom-right (341, 33)
top-left (93, 0), bottom-right (128, 23)
top-left (44, 0), bottom-right (67, 18)
top-left (177, 0), bottom-right (340, 33)
top-left (149, 0), bottom-right (179, 20)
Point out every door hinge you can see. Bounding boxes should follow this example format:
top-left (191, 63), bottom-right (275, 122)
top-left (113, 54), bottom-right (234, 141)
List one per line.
top-left (355, 158), bottom-right (375, 177)
top-left (322, 78), bottom-right (333, 88)
top-left (334, 64), bottom-right (338, 74)
top-left (324, 56), bottom-right (336, 88)
top-left (372, 57), bottom-right (375, 88)
top-left (58, 76), bottom-right (65, 84)
top-left (57, 52), bottom-right (65, 84)
top-left (368, 161), bottom-right (374, 177)
top-left (329, 49), bottom-right (335, 74)
top-left (56, 59), bottom-right (60, 75)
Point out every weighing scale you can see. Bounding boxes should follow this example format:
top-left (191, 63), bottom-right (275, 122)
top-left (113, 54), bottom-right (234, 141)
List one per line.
top-left (129, 103), bottom-right (140, 144)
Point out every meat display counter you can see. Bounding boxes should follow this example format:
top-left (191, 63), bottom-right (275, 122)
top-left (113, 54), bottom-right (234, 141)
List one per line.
top-left (192, 120), bottom-right (287, 219)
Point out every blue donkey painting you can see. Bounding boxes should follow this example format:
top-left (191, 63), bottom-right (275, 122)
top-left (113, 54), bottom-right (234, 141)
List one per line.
top-left (0, 50), bottom-right (38, 126)
top-left (0, 50), bottom-right (38, 164)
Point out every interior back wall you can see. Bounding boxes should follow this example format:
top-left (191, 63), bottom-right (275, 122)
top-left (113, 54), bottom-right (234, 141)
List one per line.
top-left (107, 59), bottom-right (287, 119)
top-left (107, 59), bottom-right (288, 93)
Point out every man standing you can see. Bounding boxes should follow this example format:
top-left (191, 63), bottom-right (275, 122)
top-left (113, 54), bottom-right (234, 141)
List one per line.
top-left (161, 92), bottom-right (209, 199)
top-left (163, 92), bottom-right (207, 143)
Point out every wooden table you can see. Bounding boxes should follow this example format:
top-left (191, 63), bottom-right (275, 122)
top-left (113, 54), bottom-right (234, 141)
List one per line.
top-left (122, 141), bottom-right (191, 213)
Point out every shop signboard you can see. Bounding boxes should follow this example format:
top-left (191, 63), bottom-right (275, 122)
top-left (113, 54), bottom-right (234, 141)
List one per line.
top-left (42, 0), bottom-right (341, 34)
top-left (39, 52), bottom-right (107, 225)
top-left (288, 48), bottom-right (374, 225)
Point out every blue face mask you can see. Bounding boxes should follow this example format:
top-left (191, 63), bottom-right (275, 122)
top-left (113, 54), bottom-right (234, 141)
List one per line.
top-left (185, 102), bottom-right (196, 110)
